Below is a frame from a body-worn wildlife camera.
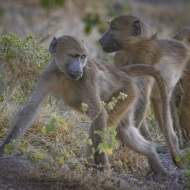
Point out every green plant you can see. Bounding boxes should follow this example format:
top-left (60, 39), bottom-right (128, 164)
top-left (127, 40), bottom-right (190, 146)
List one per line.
top-left (83, 13), bottom-right (101, 34)
top-left (4, 111), bottom-right (88, 170)
top-left (175, 149), bottom-right (190, 189)
top-left (81, 92), bottom-right (128, 165)
top-left (82, 1), bottom-right (132, 35)
top-left (40, 0), bottom-right (66, 9)
top-left (0, 33), bottom-right (50, 101)
top-left (95, 126), bottom-right (119, 156)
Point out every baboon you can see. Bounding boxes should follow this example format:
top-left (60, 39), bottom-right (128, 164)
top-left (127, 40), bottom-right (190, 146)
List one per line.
top-left (0, 35), bottom-right (183, 176)
top-left (99, 14), bottom-right (190, 166)
top-left (172, 27), bottom-right (190, 140)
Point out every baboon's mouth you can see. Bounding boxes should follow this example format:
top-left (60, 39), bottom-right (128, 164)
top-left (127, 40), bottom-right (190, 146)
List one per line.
top-left (101, 46), bottom-right (120, 53)
top-left (68, 73), bottom-right (83, 80)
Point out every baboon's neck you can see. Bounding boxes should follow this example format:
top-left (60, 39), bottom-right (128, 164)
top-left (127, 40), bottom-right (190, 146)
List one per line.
top-left (122, 38), bottom-right (160, 66)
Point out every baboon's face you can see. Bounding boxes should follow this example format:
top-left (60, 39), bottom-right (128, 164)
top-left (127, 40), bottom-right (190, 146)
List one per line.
top-left (99, 15), bottom-right (141, 53)
top-left (99, 22), bottom-right (123, 53)
top-left (49, 36), bottom-right (87, 80)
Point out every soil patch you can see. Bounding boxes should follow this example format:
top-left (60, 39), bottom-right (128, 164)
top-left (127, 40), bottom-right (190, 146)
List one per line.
top-left (0, 152), bottom-right (188, 190)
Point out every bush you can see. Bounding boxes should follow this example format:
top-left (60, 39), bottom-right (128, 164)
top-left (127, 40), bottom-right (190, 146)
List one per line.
top-left (0, 33), bottom-right (50, 102)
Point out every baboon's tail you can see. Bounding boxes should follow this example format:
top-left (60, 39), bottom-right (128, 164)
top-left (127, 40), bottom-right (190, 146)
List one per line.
top-left (173, 27), bottom-right (190, 44)
top-left (121, 64), bottom-right (185, 170)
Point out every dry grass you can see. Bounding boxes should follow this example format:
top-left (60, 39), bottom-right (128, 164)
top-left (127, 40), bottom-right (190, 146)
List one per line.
top-left (0, 87), bottom-right (151, 189)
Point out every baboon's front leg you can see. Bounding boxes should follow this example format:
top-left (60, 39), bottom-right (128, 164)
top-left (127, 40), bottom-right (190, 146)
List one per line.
top-left (0, 82), bottom-right (49, 157)
top-left (86, 102), bottom-right (108, 167)
top-left (84, 125), bottom-right (95, 164)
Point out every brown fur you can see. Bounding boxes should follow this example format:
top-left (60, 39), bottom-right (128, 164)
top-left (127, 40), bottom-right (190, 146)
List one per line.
top-left (172, 28), bottom-right (190, 141)
top-left (0, 35), bottom-right (176, 176)
top-left (170, 82), bottom-right (183, 147)
top-left (99, 14), bottom-right (190, 169)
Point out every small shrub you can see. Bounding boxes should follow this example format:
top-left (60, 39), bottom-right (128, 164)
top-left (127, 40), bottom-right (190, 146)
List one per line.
top-left (176, 148), bottom-right (190, 189)
top-left (0, 33), bottom-right (50, 101)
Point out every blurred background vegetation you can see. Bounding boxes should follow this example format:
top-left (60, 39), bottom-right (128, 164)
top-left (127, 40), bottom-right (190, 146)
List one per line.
top-left (0, 0), bottom-right (190, 58)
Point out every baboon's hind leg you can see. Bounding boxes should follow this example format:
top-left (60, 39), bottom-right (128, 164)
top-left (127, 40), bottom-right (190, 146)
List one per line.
top-left (170, 97), bottom-right (183, 148)
top-left (179, 69), bottom-right (190, 140)
top-left (117, 117), bottom-right (166, 176)
top-left (140, 120), bottom-right (153, 141)
top-left (151, 98), bottom-right (179, 153)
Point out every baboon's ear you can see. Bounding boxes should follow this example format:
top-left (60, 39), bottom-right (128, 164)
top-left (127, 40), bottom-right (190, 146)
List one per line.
top-left (49, 37), bottom-right (58, 54)
top-left (132, 20), bottom-right (141, 36)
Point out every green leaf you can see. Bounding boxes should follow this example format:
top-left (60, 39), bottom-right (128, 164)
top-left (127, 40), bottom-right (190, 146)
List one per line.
top-left (112, 138), bottom-right (119, 149)
top-left (187, 152), bottom-right (190, 162)
top-left (184, 170), bottom-right (190, 177)
top-left (97, 143), bottom-right (106, 154)
top-left (0, 96), bottom-right (4, 102)
top-left (59, 156), bottom-right (64, 165)
top-left (109, 126), bottom-right (117, 136)
top-left (105, 143), bottom-right (112, 149)
top-left (94, 131), bottom-right (105, 139)
top-left (92, 147), bottom-right (95, 154)
top-left (20, 143), bottom-right (29, 152)
top-left (57, 117), bottom-right (67, 130)
top-left (98, 143), bottom-right (111, 154)
top-left (42, 123), bottom-right (55, 134)
top-left (85, 26), bottom-right (91, 34)
top-left (33, 152), bottom-right (44, 160)
top-left (4, 141), bottom-right (16, 154)
top-left (175, 156), bottom-right (181, 162)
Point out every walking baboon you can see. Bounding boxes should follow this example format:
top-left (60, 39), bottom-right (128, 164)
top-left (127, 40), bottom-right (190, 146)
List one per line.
top-left (99, 14), bottom-right (190, 166)
top-left (0, 35), bottom-right (183, 176)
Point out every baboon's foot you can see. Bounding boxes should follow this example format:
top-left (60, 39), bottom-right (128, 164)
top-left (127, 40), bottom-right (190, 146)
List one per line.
top-left (146, 168), bottom-right (167, 181)
top-left (147, 170), bottom-right (187, 185)
top-left (85, 162), bottom-right (108, 172)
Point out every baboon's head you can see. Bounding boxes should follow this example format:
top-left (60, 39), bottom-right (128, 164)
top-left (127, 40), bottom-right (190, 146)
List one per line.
top-left (99, 15), bottom-right (153, 53)
top-left (49, 36), bottom-right (87, 80)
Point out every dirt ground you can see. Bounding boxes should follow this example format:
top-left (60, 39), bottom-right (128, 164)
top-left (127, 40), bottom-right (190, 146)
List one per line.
top-left (0, 153), bottom-right (52, 190)
top-left (0, 151), bottom-right (188, 190)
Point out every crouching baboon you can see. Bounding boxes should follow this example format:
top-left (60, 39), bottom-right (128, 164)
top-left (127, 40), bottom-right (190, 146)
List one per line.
top-left (0, 35), bottom-right (184, 176)
top-left (99, 14), bottom-right (190, 165)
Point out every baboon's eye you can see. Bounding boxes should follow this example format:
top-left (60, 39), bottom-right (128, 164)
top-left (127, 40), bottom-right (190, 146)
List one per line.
top-left (107, 22), bottom-right (116, 30)
top-left (71, 54), bottom-right (79, 58)
top-left (81, 55), bottom-right (86, 59)
top-left (110, 24), bottom-right (117, 31)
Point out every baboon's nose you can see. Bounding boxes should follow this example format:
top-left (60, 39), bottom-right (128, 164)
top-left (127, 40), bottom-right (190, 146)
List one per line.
top-left (75, 71), bottom-right (83, 77)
